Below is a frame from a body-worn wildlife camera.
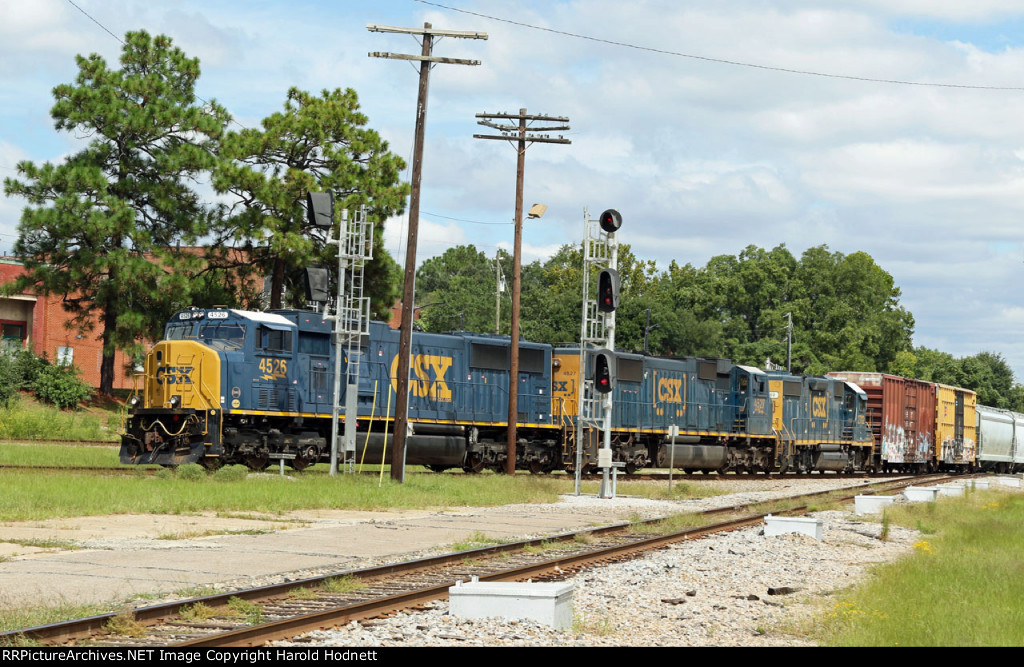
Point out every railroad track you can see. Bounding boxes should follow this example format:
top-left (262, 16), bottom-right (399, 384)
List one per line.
top-left (1, 474), bottom-right (955, 647)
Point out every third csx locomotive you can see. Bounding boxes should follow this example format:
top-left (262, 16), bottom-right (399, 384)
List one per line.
top-left (121, 307), bottom-right (981, 475)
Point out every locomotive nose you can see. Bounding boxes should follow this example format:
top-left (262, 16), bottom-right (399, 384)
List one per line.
top-left (143, 340), bottom-right (222, 411)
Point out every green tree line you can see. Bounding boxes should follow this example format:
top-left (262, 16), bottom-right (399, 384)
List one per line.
top-left (2, 31), bottom-right (408, 394)
top-left (414, 242), bottom-right (1024, 411)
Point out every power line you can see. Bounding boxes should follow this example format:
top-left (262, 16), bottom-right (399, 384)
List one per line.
top-left (62, 0), bottom-right (247, 130)
top-left (421, 210), bottom-right (511, 225)
top-left (65, 0), bottom-right (124, 44)
top-left (413, 0), bottom-right (1024, 91)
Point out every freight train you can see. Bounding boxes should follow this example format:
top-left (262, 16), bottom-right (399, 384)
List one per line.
top-left (120, 307), bottom-right (980, 475)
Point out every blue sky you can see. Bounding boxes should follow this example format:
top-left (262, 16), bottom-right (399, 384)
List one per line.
top-left (4, 0), bottom-right (1024, 382)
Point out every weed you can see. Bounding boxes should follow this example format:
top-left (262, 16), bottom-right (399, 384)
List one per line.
top-left (227, 597), bottom-right (263, 625)
top-left (287, 587), bottom-right (318, 600)
top-left (450, 531), bottom-right (508, 552)
top-left (524, 539), bottom-right (577, 554)
top-left (572, 613), bottom-right (616, 636)
top-left (173, 585), bottom-right (219, 600)
top-left (321, 575), bottom-right (366, 595)
top-left (104, 611), bottom-right (147, 638)
top-left (179, 602), bottom-right (219, 621)
top-left (3, 538), bottom-right (80, 551)
top-left (213, 465), bottom-right (249, 483)
top-left (177, 464), bottom-right (206, 482)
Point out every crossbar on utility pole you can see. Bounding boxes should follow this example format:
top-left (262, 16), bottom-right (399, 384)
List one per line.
top-left (370, 22), bottom-right (486, 483)
top-left (474, 109), bottom-right (570, 475)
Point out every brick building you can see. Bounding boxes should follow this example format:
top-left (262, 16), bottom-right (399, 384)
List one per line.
top-left (1, 253), bottom-right (267, 391)
top-left (0, 257), bottom-right (140, 390)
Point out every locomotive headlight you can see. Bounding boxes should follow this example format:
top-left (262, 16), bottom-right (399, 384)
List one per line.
top-left (129, 395), bottom-right (141, 408)
top-left (169, 395), bottom-right (181, 409)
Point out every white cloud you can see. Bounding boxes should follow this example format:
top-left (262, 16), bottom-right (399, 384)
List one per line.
top-left (7, 0), bottom-right (1024, 382)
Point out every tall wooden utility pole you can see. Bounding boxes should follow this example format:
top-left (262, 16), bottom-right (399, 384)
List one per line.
top-left (474, 110), bottom-right (570, 475)
top-left (369, 23), bottom-right (487, 482)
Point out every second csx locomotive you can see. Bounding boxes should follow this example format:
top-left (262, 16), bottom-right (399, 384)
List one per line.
top-left (122, 307), bottom-right (979, 475)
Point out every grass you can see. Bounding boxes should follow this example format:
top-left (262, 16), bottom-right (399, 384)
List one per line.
top-left (0, 442), bottom-right (124, 468)
top-left (573, 478), bottom-right (729, 501)
top-left (0, 463), bottom-right (567, 521)
top-left (0, 394), bottom-right (123, 442)
top-left (0, 538), bottom-right (81, 551)
top-left (450, 530), bottom-right (510, 552)
top-left (0, 601), bottom-right (111, 637)
top-left (321, 574), bottom-right (367, 595)
top-left (629, 511), bottom-right (709, 534)
top-left (813, 489), bottom-right (1024, 646)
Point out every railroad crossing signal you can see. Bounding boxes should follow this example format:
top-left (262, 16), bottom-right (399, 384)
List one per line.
top-left (594, 349), bottom-right (616, 394)
top-left (597, 268), bottom-right (620, 313)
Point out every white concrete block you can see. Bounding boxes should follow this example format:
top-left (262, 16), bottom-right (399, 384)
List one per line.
top-left (448, 577), bottom-right (575, 630)
top-left (936, 484), bottom-right (964, 497)
top-left (971, 480), bottom-right (990, 490)
top-left (854, 495), bottom-right (896, 515)
top-left (904, 486), bottom-right (939, 503)
top-left (763, 514), bottom-right (823, 541)
top-left (996, 476), bottom-right (1021, 488)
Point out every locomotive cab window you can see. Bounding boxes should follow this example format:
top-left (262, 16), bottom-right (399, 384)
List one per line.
top-left (197, 323), bottom-right (247, 351)
top-left (165, 323), bottom-right (192, 340)
top-left (260, 325), bottom-right (292, 354)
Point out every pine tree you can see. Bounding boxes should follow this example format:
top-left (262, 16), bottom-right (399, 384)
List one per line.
top-left (3, 31), bottom-right (231, 395)
top-left (212, 87), bottom-right (409, 314)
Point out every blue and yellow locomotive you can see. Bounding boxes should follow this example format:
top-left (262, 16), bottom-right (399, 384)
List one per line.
top-left (121, 307), bottom-right (874, 474)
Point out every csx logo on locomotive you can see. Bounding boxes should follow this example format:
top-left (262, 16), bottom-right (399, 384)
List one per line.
top-left (390, 354), bottom-right (454, 402)
top-left (655, 376), bottom-right (684, 417)
top-left (812, 395), bottom-right (829, 418)
top-left (156, 366), bottom-right (193, 385)
top-left (657, 377), bottom-right (683, 402)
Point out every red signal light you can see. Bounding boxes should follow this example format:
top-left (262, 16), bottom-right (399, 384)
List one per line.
top-left (599, 209), bottom-right (622, 234)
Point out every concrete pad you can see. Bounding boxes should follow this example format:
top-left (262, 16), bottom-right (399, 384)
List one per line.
top-left (0, 498), bottom-right (652, 609)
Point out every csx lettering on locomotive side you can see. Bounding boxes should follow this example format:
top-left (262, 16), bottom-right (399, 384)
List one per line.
top-left (389, 354), bottom-right (453, 402)
top-left (657, 377), bottom-right (682, 402)
top-left (156, 366), bottom-right (193, 385)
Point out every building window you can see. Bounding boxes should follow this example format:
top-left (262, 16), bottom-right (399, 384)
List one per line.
top-left (1, 321), bottom-right (26, 353)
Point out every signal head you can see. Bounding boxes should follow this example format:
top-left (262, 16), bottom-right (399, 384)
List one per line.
top-left (593, 349), bottom-right (616, 394)
top-left (306, 191), bottom-right (335, 229)
top-left (599, 209), bottom-right (622, 234)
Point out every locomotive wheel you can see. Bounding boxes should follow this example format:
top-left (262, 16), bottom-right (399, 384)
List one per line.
top-left (463, 454), bottom-right (485, 474)
top-left (200, 457), bottom-right (222, 472)
top-left (427, 465), bottom-right (453, 473)
top-left (245, 454), bottom-right (270, 472)
top-left (528, 460), bottom-right (549, 475)
top-left (624, 462), bottom-right (638, 475)
top-left (289, 457), bottom-right (312, 471)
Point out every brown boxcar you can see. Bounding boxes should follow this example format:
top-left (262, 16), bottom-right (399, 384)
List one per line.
top-left (827, 372), bottom-right (937, 472)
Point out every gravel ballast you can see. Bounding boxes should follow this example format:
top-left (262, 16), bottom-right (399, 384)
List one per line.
top-left (274, 479), bottom-right (923, 647)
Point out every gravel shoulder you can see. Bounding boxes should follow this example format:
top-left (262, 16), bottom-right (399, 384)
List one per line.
top-left (279, 481), bottom-right (920, 647)
top-left (0, 476), bottom-right (925, 645)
